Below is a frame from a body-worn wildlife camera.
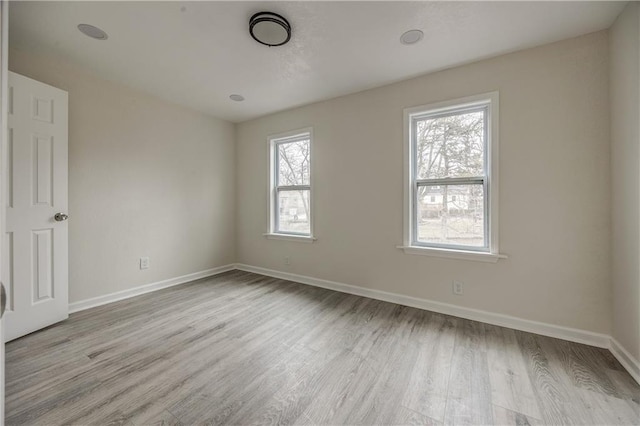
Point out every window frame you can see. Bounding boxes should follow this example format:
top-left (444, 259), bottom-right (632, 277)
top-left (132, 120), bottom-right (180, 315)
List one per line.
top-left (266, 127), bottom-right (315, 242)
top-left (402, 92), bottom-right (502, 262)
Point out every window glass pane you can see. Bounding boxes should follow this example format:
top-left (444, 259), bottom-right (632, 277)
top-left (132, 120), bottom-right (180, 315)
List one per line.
top-left (278, 139), bottom-right (310, 186)
top-left (277, 189), bottom-right (310, 234)
top-left (416, 184), bottom-right (485, 247)
top-left (415, 109), bottom-right (485, 179)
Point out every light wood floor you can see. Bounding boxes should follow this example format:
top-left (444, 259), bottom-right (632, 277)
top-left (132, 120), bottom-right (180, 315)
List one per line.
top-left (6, 270), bottom-right (640, 425)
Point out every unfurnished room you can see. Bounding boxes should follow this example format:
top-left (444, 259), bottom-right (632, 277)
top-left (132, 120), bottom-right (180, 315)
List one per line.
top-left (0, 1), bottom-right (638, 425)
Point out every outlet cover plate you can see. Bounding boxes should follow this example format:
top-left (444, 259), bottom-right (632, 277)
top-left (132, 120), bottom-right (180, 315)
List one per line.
top-left (453, 280), bottom-right (464, 295)
top-left (140, 257), bottom-right (150, 270)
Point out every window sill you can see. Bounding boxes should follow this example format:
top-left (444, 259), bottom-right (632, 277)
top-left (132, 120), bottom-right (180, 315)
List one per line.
top-left (397, 245), bottom-right (507, 263)
top-left (264, 233), bottom-right (317, 243)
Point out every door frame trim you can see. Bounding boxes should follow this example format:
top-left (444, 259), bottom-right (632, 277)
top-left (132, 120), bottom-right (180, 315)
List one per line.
top-left (1, 0), bottom-right (9, 422)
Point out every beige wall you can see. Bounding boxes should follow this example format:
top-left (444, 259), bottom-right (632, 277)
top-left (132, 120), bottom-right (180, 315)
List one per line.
top-left (237, 32), bottom-right (612, 334)
top-left (9, 48), bottom-right (236, 303)
top-left (6, 26), bottom-right (621, 341)
top-left (610, 2), bottom-right (640, 362)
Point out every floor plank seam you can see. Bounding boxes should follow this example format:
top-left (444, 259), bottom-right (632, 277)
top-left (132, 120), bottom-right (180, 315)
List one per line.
top-left (5, 271), bottom-right (639, 426)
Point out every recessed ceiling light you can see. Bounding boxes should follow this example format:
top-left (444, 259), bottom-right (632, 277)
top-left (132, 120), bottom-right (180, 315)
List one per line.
top-left (400, 29), bottom-right (423, 45)
top-left (77, 24), bottom-right (108, 40)
top-left (229, 94), bottom-right (245, 102)
top-left (249, 12), bottom-right (291, 47)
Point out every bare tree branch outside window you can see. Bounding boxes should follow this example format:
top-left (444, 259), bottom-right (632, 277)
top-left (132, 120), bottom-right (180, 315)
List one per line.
top-left (275, 137), bottom-right (311, 234)
top-left (414, 109), bottom-right (486, 247)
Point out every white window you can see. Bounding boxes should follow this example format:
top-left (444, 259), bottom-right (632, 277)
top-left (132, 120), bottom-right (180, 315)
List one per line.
top-left (402, 92), bottom-right (501, 262)
top-left (267, 128), bottom-right (314, 241)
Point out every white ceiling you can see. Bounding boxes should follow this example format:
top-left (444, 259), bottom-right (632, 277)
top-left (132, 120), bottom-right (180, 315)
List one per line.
top-left (9, 1), bottom-right (626, 123)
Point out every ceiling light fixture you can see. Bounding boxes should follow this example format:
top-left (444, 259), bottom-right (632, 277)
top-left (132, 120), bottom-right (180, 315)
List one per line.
top-left (229, 94), bottom-right (245, 102)
top-left (77, 23), bottom-right (108, 40)
top-left (249, 12), bottom-right (291, 47)
top-left (400, 29), bottom-right (423, 45)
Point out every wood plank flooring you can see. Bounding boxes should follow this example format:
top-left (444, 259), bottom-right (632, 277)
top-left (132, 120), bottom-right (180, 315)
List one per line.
top-left (5, 270), bottom-right (640, 425)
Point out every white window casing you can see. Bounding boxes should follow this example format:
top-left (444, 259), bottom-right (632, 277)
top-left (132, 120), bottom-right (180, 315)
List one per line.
top-left (400, 92), bottom-right (506, 262)
top-left (265, 127), bottom-right (316, 242)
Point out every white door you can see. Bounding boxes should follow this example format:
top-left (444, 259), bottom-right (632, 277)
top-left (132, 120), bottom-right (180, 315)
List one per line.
top-left (1, 0), bottom-right (8, 421)
top-left (4, 72), bottom-right (68, 341)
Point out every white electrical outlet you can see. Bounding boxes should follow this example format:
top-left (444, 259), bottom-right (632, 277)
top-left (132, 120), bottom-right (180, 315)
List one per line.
top-left (140, 257), bottom-right (150, 270)
top-left (284, 256), bottom-right (291, 266)
top-left (453, 280), bottom-right (464, 295)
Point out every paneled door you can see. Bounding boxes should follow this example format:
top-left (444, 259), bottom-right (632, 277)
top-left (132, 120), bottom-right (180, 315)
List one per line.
top-left (4, 72), bottom-right (68, 341)
top-left (1, 1), bottom-right (9, 420)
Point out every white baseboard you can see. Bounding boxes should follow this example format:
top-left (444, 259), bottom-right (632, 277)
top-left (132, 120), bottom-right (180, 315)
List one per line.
top-left (68, 264), bottom-right (236, 314)
top-left (235, 264), bottom-right (611, 349)
top-left (67, 262), bottom-right (639, 385)
top-left (610, 337), bottom-right (640, 385)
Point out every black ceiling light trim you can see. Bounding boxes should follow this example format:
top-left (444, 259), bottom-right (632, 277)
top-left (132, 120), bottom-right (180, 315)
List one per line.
top-left (249, 12), bottom-right (291, 47)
